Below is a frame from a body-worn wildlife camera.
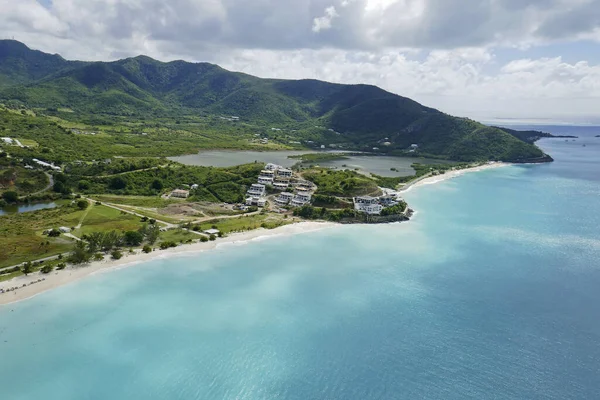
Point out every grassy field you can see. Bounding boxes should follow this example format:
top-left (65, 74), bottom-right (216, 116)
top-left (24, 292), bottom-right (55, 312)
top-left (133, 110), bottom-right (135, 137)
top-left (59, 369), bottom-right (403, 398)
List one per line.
top-left (205, 214), bottom-right (293, 234)
top-left (91, 195), bottom-right (179, 208)
top-left (75, 204), bottom-right (144, 237)
top-left (0, 205), bottom-right (84, 268)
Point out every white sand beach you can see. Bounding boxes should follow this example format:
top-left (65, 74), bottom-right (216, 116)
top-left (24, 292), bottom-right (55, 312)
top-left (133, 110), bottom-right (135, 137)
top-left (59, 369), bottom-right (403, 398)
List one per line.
top-left (0, 221), bottom-right (337, 306)
top-left (401, 162), bottom-right (512, 192)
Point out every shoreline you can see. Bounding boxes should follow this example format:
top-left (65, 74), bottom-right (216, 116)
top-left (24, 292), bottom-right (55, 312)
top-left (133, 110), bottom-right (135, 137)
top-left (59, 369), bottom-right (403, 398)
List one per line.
top-left (400, 162), bottom-right (512, 193)
top-left (0, 162), bottom-right (515, 306)
top-left (0, 221), bottom-right (337, 306)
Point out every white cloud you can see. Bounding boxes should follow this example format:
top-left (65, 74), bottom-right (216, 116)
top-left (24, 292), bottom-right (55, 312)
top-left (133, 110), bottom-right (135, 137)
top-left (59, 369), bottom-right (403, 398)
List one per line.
top-left (1, 0), bottom-right (600, 121)
top-left (312, 6), bottom-right (340, 33)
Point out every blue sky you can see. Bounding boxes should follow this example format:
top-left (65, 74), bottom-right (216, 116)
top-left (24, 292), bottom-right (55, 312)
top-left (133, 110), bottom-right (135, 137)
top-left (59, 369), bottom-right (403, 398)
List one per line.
top-left (2, 0), bottom-right (599, 123)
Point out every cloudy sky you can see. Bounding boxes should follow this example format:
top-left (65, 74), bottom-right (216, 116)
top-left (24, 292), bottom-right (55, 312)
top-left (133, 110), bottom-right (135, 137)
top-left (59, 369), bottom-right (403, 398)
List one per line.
top-left (2, 0), bottom-right (600, 123)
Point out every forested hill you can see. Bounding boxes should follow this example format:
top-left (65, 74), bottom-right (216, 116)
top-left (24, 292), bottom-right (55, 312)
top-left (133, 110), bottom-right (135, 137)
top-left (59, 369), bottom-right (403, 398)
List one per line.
top-left (0, 40), bottom-right (551, 163)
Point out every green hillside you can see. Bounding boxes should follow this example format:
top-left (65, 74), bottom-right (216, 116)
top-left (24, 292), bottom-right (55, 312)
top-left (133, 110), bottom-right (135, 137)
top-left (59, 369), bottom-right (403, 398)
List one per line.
top-left (0, 40), bottom-right (552, 163)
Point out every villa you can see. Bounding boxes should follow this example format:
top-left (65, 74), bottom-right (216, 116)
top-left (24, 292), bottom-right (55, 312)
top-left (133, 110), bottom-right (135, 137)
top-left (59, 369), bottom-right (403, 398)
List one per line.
top-left (171, 189), bottom-right (190, 199)
top-left (275, 192), bottom-right (295, 206)
top-left (265, 163), bottom-right (280, 171)
top-left (247, 184), bottom-right (266, 197)
top-left (204, 228), bottom-right (220, 235)
top-left (259, 170), bottom-right (275, 178)
top-left (272, 182), bottom-right (289, 191)
top-left (258, 176), bottom-right (274, 185)
top-left (354, 196), bottom-right (383, 215)
top-left (246, 197), bottom-right (267, 207)
top-left (277, 168), bottom-right (293, 178)
top-left (291, 192), bottom-right (312, 207)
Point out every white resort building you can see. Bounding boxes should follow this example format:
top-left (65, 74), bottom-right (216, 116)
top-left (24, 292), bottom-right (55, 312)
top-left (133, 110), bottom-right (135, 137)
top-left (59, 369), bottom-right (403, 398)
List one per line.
top-left (258, 176), bottom-right (274, 185)
top-left (247, 184), bottom-right (266, 197)
top-left (275, 192), bottom-right (295, 206)
top-left (277, 168), bottom-right (293, 179)
top-left (246, 197), bottom-right (267, 207)
top-left (265, 163), bottom-right (280, 171)
top-left (272, 182), bottom-right (289, 191)
top-left (291, 192), bottom-right (312, 207)
top-left (354, 196), bottom-right (383, 215)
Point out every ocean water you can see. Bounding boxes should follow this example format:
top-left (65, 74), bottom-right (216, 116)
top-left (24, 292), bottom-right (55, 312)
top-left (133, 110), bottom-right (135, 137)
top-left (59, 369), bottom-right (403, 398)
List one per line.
top-left (1, 128), bottom-right (600, 399)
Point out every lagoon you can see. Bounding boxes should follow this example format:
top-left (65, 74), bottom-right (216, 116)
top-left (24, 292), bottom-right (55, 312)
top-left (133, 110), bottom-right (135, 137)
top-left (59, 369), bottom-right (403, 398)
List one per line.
top-left (170, 150), bottom-right (445, 177)
top-left (0, 201), bottom-right (57, 216)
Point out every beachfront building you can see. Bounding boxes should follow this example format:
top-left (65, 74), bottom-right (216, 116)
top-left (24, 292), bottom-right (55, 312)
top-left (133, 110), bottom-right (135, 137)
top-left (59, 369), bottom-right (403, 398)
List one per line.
top-left (171, 189), bottom-right (190, 199)
top-left (291, 192), bottom-right (312, 207)
top-left (247, 184), bottom-right (266, 197)
top-left (354, 196), bottom-right (383, 215)
top-left (246, 196), bottom-right (267, 207)
top-left (204, 228), bottom-right (220, 235)
top-left (275, 192), bottom-right (295, 206)
top-left (277, 168), bottom-right (293, 179)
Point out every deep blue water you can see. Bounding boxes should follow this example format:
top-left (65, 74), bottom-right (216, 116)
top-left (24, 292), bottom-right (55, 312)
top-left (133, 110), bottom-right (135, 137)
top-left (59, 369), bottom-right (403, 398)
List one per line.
top-left (1, 127), bottom-right (599, 399)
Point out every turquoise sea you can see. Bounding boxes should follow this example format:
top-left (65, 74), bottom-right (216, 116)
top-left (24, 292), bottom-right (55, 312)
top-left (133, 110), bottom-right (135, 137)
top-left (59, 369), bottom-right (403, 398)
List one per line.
top-left (1, 127), bottom-right (600, 399)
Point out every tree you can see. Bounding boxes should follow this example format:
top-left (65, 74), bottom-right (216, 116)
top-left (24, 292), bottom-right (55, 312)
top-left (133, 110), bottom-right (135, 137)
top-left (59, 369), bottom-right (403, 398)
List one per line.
top-left (21, 261), bottom-right (33, 276)
top-left (142, 245), bottom-right (152, 254)
top-left (69, 240), bottom-right (91, 264)
top-left (209, 234), bottom-right (216, 241)
top-left (2, 191), bottom-right (18, 204)
top-left (151, 179), bottom-right (163, 191)
top-left (56, 263), bottom-right (67, 270)
top-left (53, 181), bottom-right (70, 194)
top-left (47, 228), bottom-right (61, 237)
top-left (76, 199), bottom-right (88, 210)
top-left (41, 265), bottom-right (54, 274)
top-left (109, 176), bottom-right (127, 190)
top-left (146, 224), bottom-right (160, 244)
top-left (124, 230), bottom-right (144, 247)
top-left (111, 250), bottom-right (123, 260)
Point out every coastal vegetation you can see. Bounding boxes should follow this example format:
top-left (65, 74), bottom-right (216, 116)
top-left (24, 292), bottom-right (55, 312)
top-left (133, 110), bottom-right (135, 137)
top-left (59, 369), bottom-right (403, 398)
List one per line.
top-left (0, 40), bottom-right (551, 163)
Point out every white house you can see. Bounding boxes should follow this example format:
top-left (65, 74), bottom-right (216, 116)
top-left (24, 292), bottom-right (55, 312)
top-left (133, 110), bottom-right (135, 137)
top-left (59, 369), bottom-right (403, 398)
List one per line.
top-left (291, 192), bottom-right (312, 207)
top-left (354, 196), bottom-right (383, 215)
top-left (265, 163), bottom-right (280, 171)
top-left (258, 176), bottom-right (274, 185)
top-left (277, 168), bottom-right (293, 178)
top-left (246, 197), bottom-right (267, 207)
top-left (191, 184), bottom-right (199, 190)
top-left (275, 192), bottom-right (295, 206)
top-left (247, 184), bottom-right (266, 197)
top-left (171, 189), bottom-right (190, 198)
top-left (204, 228), bottom-right (220, 235)
top-left (1, 137), bottom-right (13, 144)
top-left (272, 182), bottom-right (289, 191)
top-left (259, 170), bottom-right (275, 178)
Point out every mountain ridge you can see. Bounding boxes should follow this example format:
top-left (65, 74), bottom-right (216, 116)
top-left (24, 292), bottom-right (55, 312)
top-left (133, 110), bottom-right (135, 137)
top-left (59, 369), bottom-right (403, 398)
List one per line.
top-left (0, 40), bottom-right (552, 163)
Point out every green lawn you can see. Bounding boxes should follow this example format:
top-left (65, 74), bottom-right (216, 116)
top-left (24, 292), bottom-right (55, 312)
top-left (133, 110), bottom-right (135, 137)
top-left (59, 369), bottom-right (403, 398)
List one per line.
top-left (92, 195), bottom-right (179, 208)
top-left (205, 214), bottom-right (292, 234)
top-left (75, 204), bottom-right (144, 237)
top-left (0, 205), bottom-right (84, 268)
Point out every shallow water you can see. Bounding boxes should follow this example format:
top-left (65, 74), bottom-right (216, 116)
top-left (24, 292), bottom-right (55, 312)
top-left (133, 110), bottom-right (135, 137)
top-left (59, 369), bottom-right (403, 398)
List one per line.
top-left (170, 150), bottom-right (444, 177)
top-left (0, 201), bottom-right (57, 215)
top-left (1, 128), bottom-right (600, 399)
